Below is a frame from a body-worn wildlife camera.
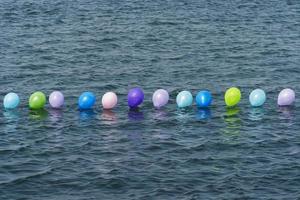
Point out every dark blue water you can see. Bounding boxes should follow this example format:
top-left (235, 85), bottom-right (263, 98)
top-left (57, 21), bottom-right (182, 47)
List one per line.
top-left (1, 0), bottom-right (300, 199)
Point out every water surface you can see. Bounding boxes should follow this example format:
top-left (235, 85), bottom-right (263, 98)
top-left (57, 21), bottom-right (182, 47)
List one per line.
top-left (0, 0), bottom-right (300, 199)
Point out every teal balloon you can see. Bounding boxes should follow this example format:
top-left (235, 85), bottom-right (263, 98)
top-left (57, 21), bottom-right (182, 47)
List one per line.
top-left (3, 92), bottom-right (20, 109)
top-left (176, 91), bottom-right (193, 108)
top-left (249, 89), bottom-right (266, 107)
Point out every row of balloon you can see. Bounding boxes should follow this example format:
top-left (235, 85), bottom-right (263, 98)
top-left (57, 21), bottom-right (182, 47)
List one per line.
top-left (2, 87), bottom-right (296, 110)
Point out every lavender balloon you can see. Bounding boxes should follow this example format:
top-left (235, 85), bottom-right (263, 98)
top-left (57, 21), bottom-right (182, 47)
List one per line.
top-left (152, 89), bottom-right (169, 109)
top-left (277, 88), bottom-right (295, 106)
top-left (49, 91), bottom-right (64, 108)
top-left (128, 88), bottom-right (144, 108)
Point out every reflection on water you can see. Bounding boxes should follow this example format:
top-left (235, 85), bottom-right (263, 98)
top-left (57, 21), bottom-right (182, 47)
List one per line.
top-left (49, 109), bottom-right (63, 123)
top-left (278, 106), bottom-right (294, 127)
top-left (153, 109), bottom-right (168, 121)
top-left (222, 107), bottom-right (242, 138)
top-left (101, 110), bottom-right (117, 125)
top-left (3, 110), bottom-right (20, 121)
top-left (196, 108), bottom-right (211, 120)
top-left (79, 109), bottom-right (96, 121)
top-left (128, 108), bottom-right (144, 121)
top-left (175, 107), bottom-right (194, 122)
top-left (278, 106), bottom-right (294, 120)
top-left (248, 107), bottom-right (265, 121)
top-left (3, 110), bottom-right (20, 132)
top-left (29, 109), bottom-right (48, 120)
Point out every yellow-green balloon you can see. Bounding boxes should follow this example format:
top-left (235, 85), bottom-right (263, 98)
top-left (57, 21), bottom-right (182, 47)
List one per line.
top-left (225, 87), bottom-right (241, 107)
top-left (29, 92), bottom-right (46, 110)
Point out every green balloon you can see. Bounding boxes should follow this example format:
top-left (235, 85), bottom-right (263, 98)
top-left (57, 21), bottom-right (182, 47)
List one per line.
top-left (225, 87), bottom-right (241, 107)
top-left (29, 92), bottom-right (46, 110)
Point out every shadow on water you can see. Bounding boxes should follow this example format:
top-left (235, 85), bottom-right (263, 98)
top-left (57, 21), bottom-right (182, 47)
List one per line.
top-left (248, 107), bottom-right (265, 121)
top-left (221, 107), bottom-right (242, 138)
top-left (101, 109), bottom-right (117, 125)
top-left (196, 108), bottom-right (211, 120)
top-left (29, 109), bottom-right (48, 120)
top-left (128, 108), bottom-right (144, 121)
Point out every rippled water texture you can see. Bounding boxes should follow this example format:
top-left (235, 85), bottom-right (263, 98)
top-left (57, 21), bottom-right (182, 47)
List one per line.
top-left (0, 0), bottom-right (300, 199)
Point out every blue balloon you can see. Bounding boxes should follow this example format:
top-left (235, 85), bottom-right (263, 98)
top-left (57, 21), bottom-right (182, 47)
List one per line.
top-left (78, 92), bottom-right (96, 110)
top-left (195, 90), bottom-right (212, 108)
top-left (176, 91), bottom-right (193, 108)
top-left (3, 92), bottom-right (20, 109)
top-left (249, 89), bottom-right (266, 107)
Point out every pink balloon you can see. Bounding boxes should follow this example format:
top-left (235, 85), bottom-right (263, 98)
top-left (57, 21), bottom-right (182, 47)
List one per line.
top-left (49, 91), bottom-right (64, 108)
top-left (277, 88), bottom-right (295, 106)
top-left (102, 92), bottom-right (118, 109)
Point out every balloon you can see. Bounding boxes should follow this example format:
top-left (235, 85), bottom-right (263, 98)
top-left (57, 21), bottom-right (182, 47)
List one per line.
top-left (225, 87), bottom-right (241, 107)
top-left (127, 88), bottom-right (144, 108)
top-left (102, 92), bottom-right (118, 109)
top-left (176, 91), bottom-right (193, 108)
top-left (195, 90), bottom-right (212, 108)
top-left (29, 91), bottom-right (46, 110)
top-left (152, 89), bottom-right (169, 109)
top-left (277, 88), bottom-right (295, 106)
top-left (249, 89), bottom-right (266, 107)
top-left (49, 91), bottom-right (64, 109)
top-left (3, 92), bottom-right (20, 109)
top-left (78, 92), bottom-right (96, 110)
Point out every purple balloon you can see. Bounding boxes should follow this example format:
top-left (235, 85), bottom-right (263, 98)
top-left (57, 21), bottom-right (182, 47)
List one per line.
top-left (128, 88), bottom-right (144, 108)
top-left (49, 91), bottom-right (64, 108)
top-left (152, 89), bottom-right (169, 108)
top-left (277, 88), bottom-right (295, 106)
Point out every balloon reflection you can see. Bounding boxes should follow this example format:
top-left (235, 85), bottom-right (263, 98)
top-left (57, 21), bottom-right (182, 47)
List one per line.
top-left (3, 110), bottom-right (20, 121)
top-left (175, 107), bottom-right (193, 122)
top-left (153, 109), bottom-right (168, 120)
top-left (79, 109), bottom-right (96, 121)
top-left (29, 109), bottom-right (48, 120)
top-left (101, 110), bottom-right (117, 125)
top-left (128, 108), bottom-right (144, 121)
top-left (49, 109), bottom-right (63, 122)
top-left (196, 108), bottom-right (211, 120)
top-left (3, 110), bottom-right (20, 131)
top-left (278, 106), bottom-right (294, 120)
top-left (248, 107), bottom-right (265, 121)
top-left (222, 107), bottom-right (242, 138)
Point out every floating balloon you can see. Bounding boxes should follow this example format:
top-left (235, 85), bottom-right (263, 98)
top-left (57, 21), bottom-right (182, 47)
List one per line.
top-left (78, 92), bottom-right (96, 110)
top-left (3, 92), bottom-right (20, 109)
top-left (152, 89), bottom-right (169, 109)
top-left (195, 90), bottom-right (212, 108)
top-left (176, 91), bottom-right (193, 108)
top-left (49, 91), bottom-right (64, 109)
top-left (128, 88), bottom-right (144, 108)
top-left (277, 88), bottom-right (295, 106)
top-left (102, 92), bottom-right (118, 109)
top-left (29, 91), bottom-right (46, 110)
top-left (225, 87), bottom-right (241, 107)
top-left (249, 89), bottom-right (266, 107)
